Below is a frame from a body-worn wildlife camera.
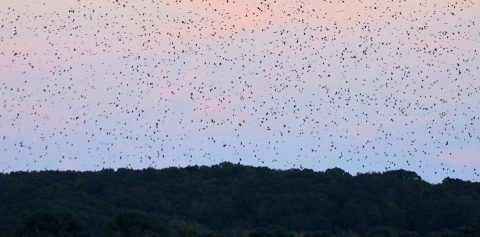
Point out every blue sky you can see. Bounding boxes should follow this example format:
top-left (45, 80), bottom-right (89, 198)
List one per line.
top-left (1, 0), bottom-right (479, 182)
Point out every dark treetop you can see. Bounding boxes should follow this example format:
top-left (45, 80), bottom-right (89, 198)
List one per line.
top-left (1, 162), bottom-right (479, 237)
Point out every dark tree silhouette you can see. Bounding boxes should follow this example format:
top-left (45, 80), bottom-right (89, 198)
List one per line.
top-left (0, 163), bottom-right (479, 237)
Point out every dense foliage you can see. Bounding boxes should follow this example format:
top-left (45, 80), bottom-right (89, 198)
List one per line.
top-left (0, 162), bottom-right (479, 237)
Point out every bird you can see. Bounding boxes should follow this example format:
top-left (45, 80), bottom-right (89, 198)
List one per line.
top-left (0, 0), bottom-right (479, 182)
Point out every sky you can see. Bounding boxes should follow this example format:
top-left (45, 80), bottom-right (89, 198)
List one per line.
top-left (0, 0), bottom-right (479, 183)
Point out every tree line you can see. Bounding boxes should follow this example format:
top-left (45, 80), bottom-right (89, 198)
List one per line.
top-left (0, 162), bottom-right (479, 236)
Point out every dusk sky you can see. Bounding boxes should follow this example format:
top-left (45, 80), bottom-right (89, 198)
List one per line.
top-left (1, 0), bottom-right (479, 183)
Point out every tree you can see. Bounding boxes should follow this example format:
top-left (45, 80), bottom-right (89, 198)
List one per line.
top-left (104, 213), bottom-right (171, 237)
top-left (16, 212), bottom-right (89, 237)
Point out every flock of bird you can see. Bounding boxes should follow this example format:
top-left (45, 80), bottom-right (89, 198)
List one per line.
top-left (0, 0), bottom-right (479, 182)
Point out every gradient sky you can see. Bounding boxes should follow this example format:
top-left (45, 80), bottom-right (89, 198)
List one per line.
top-left (1, 0), bottom-right (479, 182)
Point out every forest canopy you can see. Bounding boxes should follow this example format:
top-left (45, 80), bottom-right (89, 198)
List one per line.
top-left (1, 163), bottom-right (479, 237)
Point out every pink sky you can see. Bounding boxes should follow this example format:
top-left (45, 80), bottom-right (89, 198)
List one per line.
top-left (1, 0), bottom-right (479, 182)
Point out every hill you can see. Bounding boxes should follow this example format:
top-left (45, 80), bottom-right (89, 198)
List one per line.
top-left (1, 162), bottom-right (479, 237)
